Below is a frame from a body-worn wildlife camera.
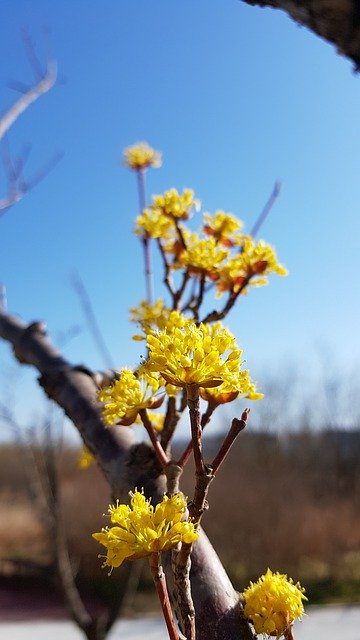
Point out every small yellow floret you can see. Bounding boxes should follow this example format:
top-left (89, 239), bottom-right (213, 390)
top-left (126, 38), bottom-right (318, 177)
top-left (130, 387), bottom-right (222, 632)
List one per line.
top-left (203, 210), bottom-right (244, 246)
top-left (98, 369), bottom-right (163, 426)
top-left (93, 490), bottom-right (199, 570)
top-left (173, 233), bottom-right (229, 276)
top-left (243, 568), bottom-right (307, 637)
top-left (123, 142), bottom-right (162, 170)
top-left (130, 299), bottom-right (190, 339)
top-left (215, 238), bottom-right (287, 296)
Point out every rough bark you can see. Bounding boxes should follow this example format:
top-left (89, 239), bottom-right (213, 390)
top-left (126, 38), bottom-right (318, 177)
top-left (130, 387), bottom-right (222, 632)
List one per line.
top-left (0, 311), bottom-right (252, 640)
top-left (241, 0), bottom-right (360, 70)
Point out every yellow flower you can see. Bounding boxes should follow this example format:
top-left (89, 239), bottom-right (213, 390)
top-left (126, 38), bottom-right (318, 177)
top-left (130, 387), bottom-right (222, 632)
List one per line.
top-left (152, 188), bottom-right (200, 220)
top-left (98, 369), bottom-right (164, 426)
top-left (203, 210), bottom-right (244, 247)
top-left (135, 207), bottom-right (175, 239)
top-left (243, 568), bottom-right (307, 637)
top-left (93, 490), bottom-right (199, 570)
top-left (144, 321), bottom-right (250, 389)
top-left (173, 233), bottom-right (229, 276)
top-left (215, 238), bottom-right (287, 296)
top-left (130, 299), bottom-right (190, 339)
top-left (79, 446), bottom-right (95, 469)
top-left (123, 142), bottom-right (162, 170)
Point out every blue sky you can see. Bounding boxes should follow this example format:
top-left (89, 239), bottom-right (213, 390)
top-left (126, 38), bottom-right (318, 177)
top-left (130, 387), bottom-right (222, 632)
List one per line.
top-left (1, 1), bottom-right (360, 435)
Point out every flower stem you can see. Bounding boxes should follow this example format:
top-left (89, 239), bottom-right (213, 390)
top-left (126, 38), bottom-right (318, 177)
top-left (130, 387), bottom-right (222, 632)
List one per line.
top-left (139, 409), bottom-right (169, 467)
top-left (186, 382), bottom-right (204, 475)
top-left (149, 552), bottom-right (180, 640)
top-left (136, 169), bottom-right (154, 303)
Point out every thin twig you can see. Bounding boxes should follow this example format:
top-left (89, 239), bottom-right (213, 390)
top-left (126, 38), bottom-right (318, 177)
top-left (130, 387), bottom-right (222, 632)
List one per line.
top-left (137, 169), bottom-right (154, 303)
top-left (139, 409), bottom-right (169, 467)
top-left (250, 180), bottom-right (281, 238)
top-left (149, 552), bottom-right (180, 640)
top-left (186, 383), bottom-right (204, 475)
top-left (0, 60), bottom-right (56, 140)
top-left (177, 402), bottom-right (216, 469)
top-left (211, 409), bottom-right (250, 474)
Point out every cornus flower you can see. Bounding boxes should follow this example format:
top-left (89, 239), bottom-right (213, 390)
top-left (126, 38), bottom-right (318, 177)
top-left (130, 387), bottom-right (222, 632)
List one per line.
top-left (215, 238), bottom-right (287, 296)
top-left (93, 490), bottom-right (199, 570)
top-left (98, 369), bottom-right (164, 426)
top-left (243, 568), bottom-right (307, 638)
top-left (173, 233), bottom-right (229, 277)
top-left (151, 188), bottom-right (200, 221)
top-left (123, 142), bottom-right (162, 170)
top-left (144, 321), bottom-right (250, 389)
top-left (203, 210), bottom-right (244, 247)
top-left (135, 206), bottom-right (175, 240)
top-left (130, 299), bottom-right (190, 340)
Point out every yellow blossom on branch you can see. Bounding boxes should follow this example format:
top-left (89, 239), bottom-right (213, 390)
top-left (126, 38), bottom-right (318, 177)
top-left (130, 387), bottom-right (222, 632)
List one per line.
top-left (143, 321), bottom-right (253, 390)
top-left (215, 237), bottom-right (287, 296)
top-left (135, 206), bottom-right (175, 239)
top-left (98, 369), bottom-right (164, 426)
top-left (130, 299), bottom-right (190, 339)
top-left (243, 568), bottom-right (307, 637)
top-left (152, 188), bottom-right (200, 221)
top-left (123, 142), bottom-right (162, 170)
top-left (203, 210), bottom-right (244, 247)
top-left (172, 233), bottom-right (229, 277)
top-left (93, 489), bottom-right (199, 570)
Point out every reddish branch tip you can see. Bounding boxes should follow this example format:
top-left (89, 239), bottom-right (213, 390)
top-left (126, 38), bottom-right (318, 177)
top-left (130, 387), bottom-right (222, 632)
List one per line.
top-left (241, 408), bottom-right (250, 422)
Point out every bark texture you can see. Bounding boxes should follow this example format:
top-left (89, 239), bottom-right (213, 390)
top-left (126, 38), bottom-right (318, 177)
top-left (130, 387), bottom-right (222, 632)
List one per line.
top-left (0, 311), bottom-right (253, 640)
top-left (242, 0), bottom-right (360, 69)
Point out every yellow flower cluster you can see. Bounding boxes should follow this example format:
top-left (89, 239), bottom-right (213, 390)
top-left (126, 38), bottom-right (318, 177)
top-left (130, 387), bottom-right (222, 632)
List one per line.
top-left (135, 188), bottom-right (200, 239)
top-left (203, 210), bottom-right (244, 247)
top-left (130, 299), bottom-right (190, 340)
top-left (98, 369), bottom-right (163, 426)
top-left (143, 321), bottom-right (255, 391)
top-left (243, 568), bottom-right (307, 637)
top-left (173, 233), bottom-right (229, 276)
top-left (152, 188), bottom-right (200, 220)
top-left (215, 238), bottom-right (288, 296)
top-left (93, 490), bottom-right (199, 570)
top-left (123, 142), bottom-right (162, 170)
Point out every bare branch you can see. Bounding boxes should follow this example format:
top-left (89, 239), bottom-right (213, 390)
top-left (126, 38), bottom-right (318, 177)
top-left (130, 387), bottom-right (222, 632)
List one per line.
top-left (0, 59), bottom-right (57, 141)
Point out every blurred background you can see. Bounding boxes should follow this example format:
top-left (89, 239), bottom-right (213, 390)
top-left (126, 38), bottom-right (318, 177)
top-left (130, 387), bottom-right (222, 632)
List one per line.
top-left (1, 0), bottom-right (360, 625)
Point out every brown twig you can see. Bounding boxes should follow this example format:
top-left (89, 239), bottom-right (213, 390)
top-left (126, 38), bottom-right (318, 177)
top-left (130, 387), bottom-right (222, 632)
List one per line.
top-left (149, 552), bottom-right (180, 640)
top-left (157, 238), bottom-right (176, 300)
top-left (211, 409), bottom-right (250, 475)
top-left (200, 276), bottom-right (251, 324)
top-left (139, 409), bottom-right (169, 467)
top-left (186, 383), bottom-right (205, 475)
top-left (177, 402), bottom-right (216, 469)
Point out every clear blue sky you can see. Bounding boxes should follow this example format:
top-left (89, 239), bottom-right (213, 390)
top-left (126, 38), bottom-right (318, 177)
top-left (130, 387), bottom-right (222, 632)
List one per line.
top-left (1, 1), bottom-right (360, 434)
